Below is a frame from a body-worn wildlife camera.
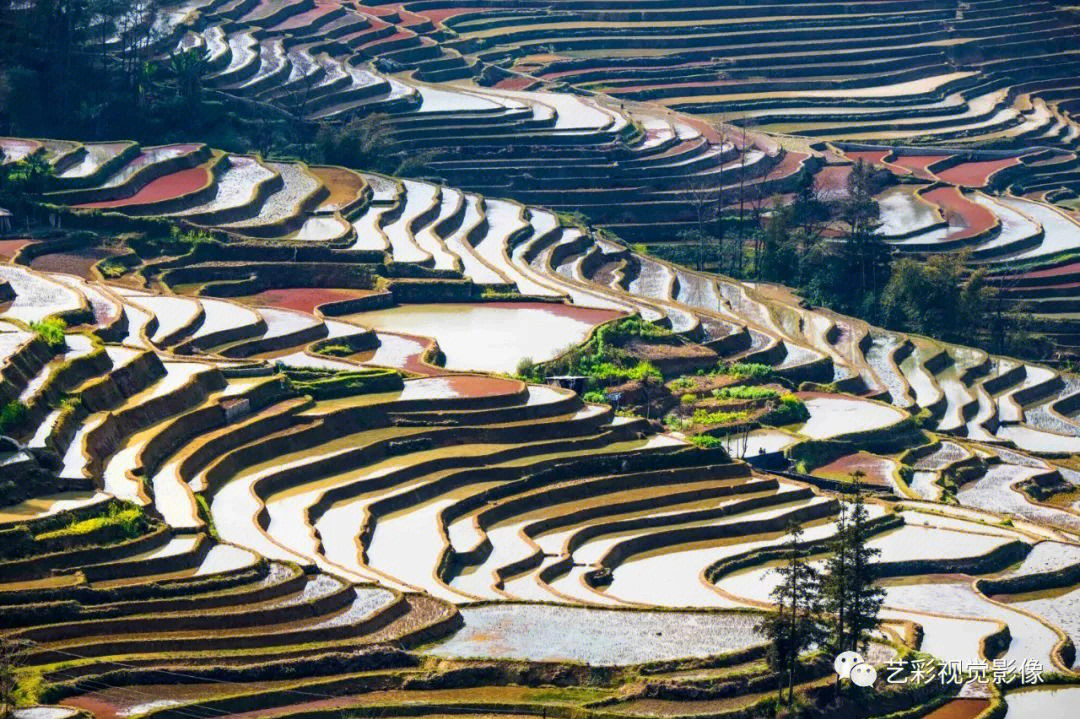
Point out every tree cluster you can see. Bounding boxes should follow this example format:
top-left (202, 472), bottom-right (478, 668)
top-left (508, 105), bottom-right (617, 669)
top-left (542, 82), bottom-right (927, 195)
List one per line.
top-left (741, 161), bottom-right (1041, 358)
top-left (0, 1), bottom-right (300, 154)
top-left (755, 475), bottom-right (885, 707)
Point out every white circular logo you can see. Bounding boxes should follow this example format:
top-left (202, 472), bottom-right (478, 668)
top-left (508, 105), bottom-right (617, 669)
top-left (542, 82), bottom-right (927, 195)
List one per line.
top-left (850, 662), bottom-right (878, 688)
top-left (834, 651), bottom-right (864, 679)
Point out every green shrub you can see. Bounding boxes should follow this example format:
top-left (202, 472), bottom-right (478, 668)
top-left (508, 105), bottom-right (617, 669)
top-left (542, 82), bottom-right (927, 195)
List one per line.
top-left (689, 434), bottom-right (725, 449)
top-left (680, 393), bottom-right (696, 405)
top-left (583, 390), bottom-right (606, 403)
top-left (555, 211), bottom-right (590, 230)
top-left (664, 415), bottom-right (691, 431)
top-left (98, 259), bottom-right (127, 278)
top-left (762, 393), bottom-right (810, 426)
top-left (584, 360), bottom-right (661, 385)
top-left (669, 377), bottom-right (694, 391)
top-left (723, 362), bottom-right (774, 379)
top-left (0, 401), bottom-right (29, 434)
top-left (595, 315), bottom-right (671, 344)
top-left (527, 316), bottom-right (673, 384)
top-left (713, 385), bottom-right (779, 400)
top-left (516, 356), bottom-right (536, 378)
top-left (30, 318), bottom-right (67, 350)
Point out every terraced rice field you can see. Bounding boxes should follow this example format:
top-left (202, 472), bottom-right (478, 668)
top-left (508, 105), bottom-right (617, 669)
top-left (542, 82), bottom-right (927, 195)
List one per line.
top-left (6, 138), bottom-right (1080, 714)
top-left (7, 1), bottom-right (1080, 715)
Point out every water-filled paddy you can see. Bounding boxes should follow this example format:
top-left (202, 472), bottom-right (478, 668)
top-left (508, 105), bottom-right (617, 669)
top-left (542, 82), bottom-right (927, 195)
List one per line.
top-left (957, 463), bottom-right (1080, 532)
top-left (915, 441), bottom-right (971, 470)
top-left (0, 491), bottom-right (110, 524)
top-left (795, 393), bottom-right (907, 439)
top-left (883, 579), bottom-right (1061, 669)
top-left (864, 331), bottom-right (912, 406)
top-left (351, 302), bottom-right (620, 373)
top-left (1001, 196), bottom-right (1080, 260)
top-left (721, 429), bottom-right (799, 458)
top-left (13, 708), bottom-right (78, 719)
top-left (423, 604), bottom-right (764, 664)
top-left (875, 186), bottom-right (941, 237)
top-left (718, 523), bottom-right (1013, 605)
top-left (1006, 584), bottom-right (1080, 668)
top-left (997, 424), bottom-right (1080, 454)
top-left (1004, 686), bottom-right (1080, 718)
top-left (245, 287), bottom-right (367, 314)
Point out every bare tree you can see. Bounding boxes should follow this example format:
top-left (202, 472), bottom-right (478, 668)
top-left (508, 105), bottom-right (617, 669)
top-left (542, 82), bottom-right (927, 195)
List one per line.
top-left (0, 637), bottom-right (31, 718)
top-left (748, 178), bottom-right (769, 277)
top-left (734, 120), bottom-right (752, 275)
top-left (680, 174), bottom-right (717, 271)
top-left (713, 124), bottom-right (730, 272)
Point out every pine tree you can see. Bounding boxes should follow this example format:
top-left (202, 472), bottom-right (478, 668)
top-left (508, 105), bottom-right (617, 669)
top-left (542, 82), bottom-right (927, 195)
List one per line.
top-left (820, 472), bottom-right (885, 655)
top-left (756, 519), bottom-right (826, 707)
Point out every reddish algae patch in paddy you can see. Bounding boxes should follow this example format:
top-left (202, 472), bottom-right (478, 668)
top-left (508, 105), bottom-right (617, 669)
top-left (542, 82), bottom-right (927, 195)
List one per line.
top-left (935, 157), bottom-right (1021, 187)
top-left (891, 154), bottom-right (952, 180)
top-left (919, 699), bottom-right (991, 719)
top-left (310, 165), bottom-right (367, 211)
top-left (998, 260), bottom-right (1080, 282)
top-left (813, 165), bottom-right (853, 198)
top-left (0, 239), bottom-right (35, 260)
top-left (843, 149), bottom-right (891, 167)
top-left (418, 6), bottom-right (483, 23)
top-left (406, 373), bottom-right (523, 399)
top-left (244, 288), bottom-right (372, 314)
top-left (76, 167), bottom-right (210, 208)
top-left (30, 246), bottom-right (119, 280)
top-left (495, 76), bottom-right (541, 91)
top-left (812, 451), bottom-right (895, 487)
top-left (922, 186), bottom-right (996, 240)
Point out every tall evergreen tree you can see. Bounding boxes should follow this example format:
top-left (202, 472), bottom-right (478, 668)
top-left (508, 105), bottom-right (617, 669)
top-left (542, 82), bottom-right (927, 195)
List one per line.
top-left (841, 160), bottom-right (885, 298)
top-left (756, 519), bottom-right (826, 707)
top-left (820, 472), bottom-right (885, 656)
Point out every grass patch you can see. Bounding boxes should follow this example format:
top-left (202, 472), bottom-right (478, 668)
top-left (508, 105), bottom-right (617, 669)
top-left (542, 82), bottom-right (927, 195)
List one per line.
top-left (481, 287), bottom-right (521, 300)
top-left (692, 408), bottom-right (750, 426)
top-left (35, 501), bottom-right (150, 541)
top-left (669, 377), bottom-right (695, 392)
top-left (713, 385), bottom-right (779, 400)
top-left (313, 343), bottom-right (355, 358)
top-left (719, 362), bottom-right (774, 379)
top-left (282, 366), bottom-right (403, 399)
top-left (194, 493), bottom-right (219, 540)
